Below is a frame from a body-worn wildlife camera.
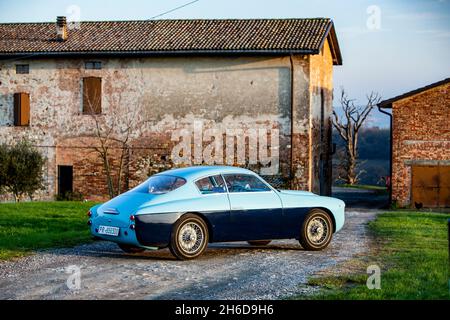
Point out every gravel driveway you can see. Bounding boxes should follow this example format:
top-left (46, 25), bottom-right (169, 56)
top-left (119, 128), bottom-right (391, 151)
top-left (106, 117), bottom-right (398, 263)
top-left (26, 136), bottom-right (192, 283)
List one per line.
top-left (0, 210), bottom-right (378, 300)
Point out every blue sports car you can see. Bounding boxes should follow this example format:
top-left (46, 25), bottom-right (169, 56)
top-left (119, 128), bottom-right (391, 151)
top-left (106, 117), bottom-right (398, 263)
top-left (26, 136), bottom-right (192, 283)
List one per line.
top-left (88, 166), bottom-right (345, 260)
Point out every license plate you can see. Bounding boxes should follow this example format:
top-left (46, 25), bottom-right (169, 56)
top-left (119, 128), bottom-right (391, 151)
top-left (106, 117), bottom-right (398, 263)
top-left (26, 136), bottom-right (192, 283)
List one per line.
top-left (98, 225), bottom-right (120, 236)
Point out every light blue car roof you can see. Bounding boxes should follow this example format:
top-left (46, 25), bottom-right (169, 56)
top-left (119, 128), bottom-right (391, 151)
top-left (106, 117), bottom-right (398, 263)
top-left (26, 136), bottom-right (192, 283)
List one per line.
top-left (155, 166), bottom-right (258, 181)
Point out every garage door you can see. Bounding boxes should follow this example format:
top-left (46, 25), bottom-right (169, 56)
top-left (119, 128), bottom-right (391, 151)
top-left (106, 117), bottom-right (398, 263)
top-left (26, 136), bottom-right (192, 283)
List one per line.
top-left (411, 165), bottom-right (450, 208)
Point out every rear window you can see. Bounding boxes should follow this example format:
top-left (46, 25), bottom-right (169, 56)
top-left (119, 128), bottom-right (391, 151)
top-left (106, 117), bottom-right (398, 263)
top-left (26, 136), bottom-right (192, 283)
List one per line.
top-left (147, 175), bottom-right (186, 194)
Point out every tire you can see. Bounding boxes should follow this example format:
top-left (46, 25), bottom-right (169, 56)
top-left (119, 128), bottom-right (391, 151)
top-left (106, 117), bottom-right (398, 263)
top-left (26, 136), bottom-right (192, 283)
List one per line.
top-left (169, 214), bottom-right (209, 260)
top-left (247, 240), bottom-right (271, 246)
top-left (299, 209), bottom-right (333, 251)
top-left (118, 243), bottom-right (146, 253)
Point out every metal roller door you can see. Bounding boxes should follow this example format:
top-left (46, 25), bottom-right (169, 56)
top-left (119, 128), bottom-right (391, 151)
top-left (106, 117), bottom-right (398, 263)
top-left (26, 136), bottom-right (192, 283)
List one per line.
top-left (411, 165), bottom-right (450, 208)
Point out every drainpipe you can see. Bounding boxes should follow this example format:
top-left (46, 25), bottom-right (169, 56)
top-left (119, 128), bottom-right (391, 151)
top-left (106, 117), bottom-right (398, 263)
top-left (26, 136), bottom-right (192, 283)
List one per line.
top-left (289, 54), bottom-right (295, 185)
top-left (378, 105), bottom-right (393, 206)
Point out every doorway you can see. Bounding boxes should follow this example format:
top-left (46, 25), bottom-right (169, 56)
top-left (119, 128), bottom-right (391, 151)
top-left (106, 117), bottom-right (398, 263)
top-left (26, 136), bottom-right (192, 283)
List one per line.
top-left (58, 165), bottom-right (73, 196)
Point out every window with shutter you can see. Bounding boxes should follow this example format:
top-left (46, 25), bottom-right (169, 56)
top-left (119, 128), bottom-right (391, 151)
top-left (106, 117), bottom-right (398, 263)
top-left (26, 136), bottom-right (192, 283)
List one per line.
top-left (13, 93), bottom-right (30, 126)
top-left (82, 77), bottom-right (102, 114)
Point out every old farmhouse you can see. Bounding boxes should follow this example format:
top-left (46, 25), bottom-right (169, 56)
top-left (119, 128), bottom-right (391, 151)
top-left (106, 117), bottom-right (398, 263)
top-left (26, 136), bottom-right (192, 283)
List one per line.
top-left (379, 78), bottom-right (450, 208)
top-left (0, 17), bottom-right (342, 201)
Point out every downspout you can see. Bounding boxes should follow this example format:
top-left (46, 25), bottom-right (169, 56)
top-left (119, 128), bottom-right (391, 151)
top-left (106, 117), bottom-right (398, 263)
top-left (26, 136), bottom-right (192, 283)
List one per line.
top-left (289, 54), bottom-right (295, 186)
top-left (378, 105), bottom-right (393, 206)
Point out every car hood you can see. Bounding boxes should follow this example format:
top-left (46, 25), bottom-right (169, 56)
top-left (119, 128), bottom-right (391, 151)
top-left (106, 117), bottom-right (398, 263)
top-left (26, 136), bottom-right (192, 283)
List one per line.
top-left (99, 192), bottom-right (154, 216)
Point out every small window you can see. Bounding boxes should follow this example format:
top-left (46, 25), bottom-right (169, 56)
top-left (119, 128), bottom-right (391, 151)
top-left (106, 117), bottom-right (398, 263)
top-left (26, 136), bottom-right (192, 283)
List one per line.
top-left (223, 174), bottom-right (270, 193)
top-left (13, 92), bottom-right (30, 126)
top-left (195, 175), bottom-right (226, 194)
top-left (82, 77), bottom-right (102, 114)
top-left (147, 175), bottom-right (186, 194)
top-left (85, 61), bottom-right (102, 70)
top-left (16, 64), bottom-right (29, 74)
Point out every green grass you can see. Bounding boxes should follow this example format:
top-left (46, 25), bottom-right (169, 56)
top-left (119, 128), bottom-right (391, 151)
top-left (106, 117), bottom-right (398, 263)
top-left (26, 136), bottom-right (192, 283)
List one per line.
top-left (0, 201), bottom-right (97, 261)
top-left (339, 184), bottom-right (388, 195)
top-left (301, 211), bottom-right (450, 300)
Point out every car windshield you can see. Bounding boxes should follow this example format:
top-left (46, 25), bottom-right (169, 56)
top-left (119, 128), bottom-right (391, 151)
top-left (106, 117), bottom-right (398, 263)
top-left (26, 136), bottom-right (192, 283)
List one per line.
top-left (146, 175), bottom-right (186, 194)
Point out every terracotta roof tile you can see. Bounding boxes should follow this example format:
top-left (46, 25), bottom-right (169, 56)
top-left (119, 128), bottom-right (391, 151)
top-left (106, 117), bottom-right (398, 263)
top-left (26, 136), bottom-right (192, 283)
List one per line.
top-left (0, 19), bottom-right (341, 64)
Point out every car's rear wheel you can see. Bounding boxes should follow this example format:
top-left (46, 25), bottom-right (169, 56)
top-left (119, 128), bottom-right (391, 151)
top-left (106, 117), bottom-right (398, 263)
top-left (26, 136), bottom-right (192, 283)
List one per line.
top-left (247, 240), bottom-right (271, 246)
top-left (169, 214), bottom-right (209, 260)
top-left (299, 209), bottom-right (333, 251)
top-left (118, 243), bottom-right (145, 253)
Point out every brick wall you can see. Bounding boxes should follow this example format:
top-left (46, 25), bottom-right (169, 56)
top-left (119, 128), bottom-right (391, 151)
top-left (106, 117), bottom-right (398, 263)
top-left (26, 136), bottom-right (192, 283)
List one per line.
top-left (391, 82), bottom-right (450, 207)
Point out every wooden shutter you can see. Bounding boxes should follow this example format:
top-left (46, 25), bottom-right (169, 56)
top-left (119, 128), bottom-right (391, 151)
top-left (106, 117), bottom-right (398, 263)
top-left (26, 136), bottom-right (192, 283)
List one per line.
top-left (83, 77), bottom-right (102, 114)
top-left (13, 92), bottom-right (30, 126)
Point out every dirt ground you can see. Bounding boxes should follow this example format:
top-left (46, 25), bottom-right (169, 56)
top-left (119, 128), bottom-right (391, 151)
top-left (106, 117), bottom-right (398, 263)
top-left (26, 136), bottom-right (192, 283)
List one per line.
top-left (0, 210), bottom-right (378, 300)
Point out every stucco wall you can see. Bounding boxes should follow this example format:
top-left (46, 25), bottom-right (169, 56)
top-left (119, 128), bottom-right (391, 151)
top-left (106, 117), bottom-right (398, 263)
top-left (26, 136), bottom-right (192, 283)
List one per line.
top-left (1, 54), bottom-right (330, 200)
top-left (391, 82), bottom-right (450, 207)
top-left (308, 39), bottom-right (334, 195)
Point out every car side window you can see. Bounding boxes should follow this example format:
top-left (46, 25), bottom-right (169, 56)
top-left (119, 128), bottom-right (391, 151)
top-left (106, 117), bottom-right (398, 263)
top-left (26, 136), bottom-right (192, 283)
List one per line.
top-left (223, 174), bottom-right (271, 193)
top-left (195, 175), bottom-right (226, 194)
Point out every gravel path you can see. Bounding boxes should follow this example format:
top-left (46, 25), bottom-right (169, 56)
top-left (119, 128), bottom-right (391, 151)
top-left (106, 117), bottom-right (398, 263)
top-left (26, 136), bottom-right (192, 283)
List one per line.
top-left (0, 210), bottom-right (378, 300)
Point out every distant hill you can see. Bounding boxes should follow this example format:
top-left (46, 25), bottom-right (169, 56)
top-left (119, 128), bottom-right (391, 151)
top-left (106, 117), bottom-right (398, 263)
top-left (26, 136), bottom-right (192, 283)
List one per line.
top-left (332, 127), bottom-right (390, 186)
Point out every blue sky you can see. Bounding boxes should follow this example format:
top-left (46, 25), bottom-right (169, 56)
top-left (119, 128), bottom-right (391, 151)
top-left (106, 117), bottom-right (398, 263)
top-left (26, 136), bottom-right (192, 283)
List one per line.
top-left (1, 0), bottom-right (449, 127)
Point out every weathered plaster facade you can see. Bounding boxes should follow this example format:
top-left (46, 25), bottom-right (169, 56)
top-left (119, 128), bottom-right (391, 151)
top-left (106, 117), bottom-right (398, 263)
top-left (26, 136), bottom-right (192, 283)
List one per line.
top-left (0, 42), bottom-right (335, 200)
top-left (390, 82), bottom-right (450, 207)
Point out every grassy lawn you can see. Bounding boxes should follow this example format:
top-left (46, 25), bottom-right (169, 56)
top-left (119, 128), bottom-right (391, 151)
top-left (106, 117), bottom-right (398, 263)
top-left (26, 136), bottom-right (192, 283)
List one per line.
top-left (0, 201), bottom-right (97, 261)
top-left (339, 184), bottom-right (388, 194)
top-left (302, 211), bottom-right (450, 299)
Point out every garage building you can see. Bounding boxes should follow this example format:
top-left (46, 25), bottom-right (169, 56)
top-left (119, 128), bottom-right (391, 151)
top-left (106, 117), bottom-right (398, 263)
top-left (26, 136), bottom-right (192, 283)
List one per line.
top-left (379, 78), bottom-right (450, 208)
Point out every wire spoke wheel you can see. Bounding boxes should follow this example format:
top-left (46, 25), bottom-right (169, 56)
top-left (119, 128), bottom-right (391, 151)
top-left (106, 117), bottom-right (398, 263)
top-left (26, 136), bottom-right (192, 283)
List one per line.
top-left (306, 217), bottom-right (328, 245)
top-left (170, 214), bottom-right (209, 260)
top-left (299, 209), bottom-right (333, 251)
top-left (178, 222), bottom-right (204, 254)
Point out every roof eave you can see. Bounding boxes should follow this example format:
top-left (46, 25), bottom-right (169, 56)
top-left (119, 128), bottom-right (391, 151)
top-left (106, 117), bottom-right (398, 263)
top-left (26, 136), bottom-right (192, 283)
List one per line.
top-left (317, 20), bottom-right (342, 66)
top-left (378, 77), bottom-right (450, 108)
top-left (0, 49), bottom-right (322, 60)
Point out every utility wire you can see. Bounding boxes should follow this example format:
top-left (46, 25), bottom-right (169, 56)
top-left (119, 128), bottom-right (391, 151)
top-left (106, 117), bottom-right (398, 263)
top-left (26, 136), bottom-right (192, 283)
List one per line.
top-left (147, 0), bottom-right (201, 20)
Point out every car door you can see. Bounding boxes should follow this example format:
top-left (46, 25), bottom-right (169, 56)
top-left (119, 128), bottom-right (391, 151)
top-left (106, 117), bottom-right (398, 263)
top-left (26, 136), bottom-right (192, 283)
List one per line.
top-left (223, 174), bottom-right (282, 241)
top-left (193, 175), bottom-right (232, 242)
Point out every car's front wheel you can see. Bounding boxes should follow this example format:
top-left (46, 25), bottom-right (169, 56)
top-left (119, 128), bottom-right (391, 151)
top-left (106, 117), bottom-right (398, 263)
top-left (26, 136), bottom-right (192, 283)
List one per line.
top-left (169, 214), bottom-right (209, 260)
top-left (118, 243), bottom-right (145, 253)
top-left (299, 209), bottom-right (333, 251)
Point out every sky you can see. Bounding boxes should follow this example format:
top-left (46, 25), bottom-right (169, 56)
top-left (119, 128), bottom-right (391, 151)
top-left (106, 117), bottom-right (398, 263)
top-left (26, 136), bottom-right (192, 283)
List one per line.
top-left (1, 0), bottom-right (449, 127)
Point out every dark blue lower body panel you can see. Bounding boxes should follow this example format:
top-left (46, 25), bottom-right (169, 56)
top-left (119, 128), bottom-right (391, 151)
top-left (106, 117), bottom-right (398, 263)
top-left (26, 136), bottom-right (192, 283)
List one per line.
top-left (135, 216), bottom-right (174, 247)
top-left (134, 207), bottom-right (312, 247)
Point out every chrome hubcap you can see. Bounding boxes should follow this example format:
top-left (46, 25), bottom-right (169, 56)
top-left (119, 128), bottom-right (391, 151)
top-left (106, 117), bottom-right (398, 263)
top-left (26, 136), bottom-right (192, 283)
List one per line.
top-left (178, 222), bottom-right (204, 254)
top-left (307, 217), bottom-right (328, 245)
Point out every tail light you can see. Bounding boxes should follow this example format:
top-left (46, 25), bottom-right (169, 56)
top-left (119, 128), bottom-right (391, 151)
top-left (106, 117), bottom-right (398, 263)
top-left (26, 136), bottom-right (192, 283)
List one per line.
top-left (87, 210), bottom-right (92, 217)
top-left (130, 215), bottom-right (135, 221)
top-left (130, 225), bottom-right (135, 230)
top-left (87, 220), bottom-right (92, 226)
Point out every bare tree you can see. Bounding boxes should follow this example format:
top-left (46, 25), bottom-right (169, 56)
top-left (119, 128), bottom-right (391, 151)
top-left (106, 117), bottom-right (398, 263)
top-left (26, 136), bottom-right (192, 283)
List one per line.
top-left (332, 89), bottom-right (381, 185)
top-left (83, 89), bottom-right (144, 199)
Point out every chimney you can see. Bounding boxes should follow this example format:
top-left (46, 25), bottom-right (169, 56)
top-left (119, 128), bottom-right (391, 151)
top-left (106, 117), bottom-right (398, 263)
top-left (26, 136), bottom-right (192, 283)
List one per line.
top-left (56, 16), bottom-right (68, 41)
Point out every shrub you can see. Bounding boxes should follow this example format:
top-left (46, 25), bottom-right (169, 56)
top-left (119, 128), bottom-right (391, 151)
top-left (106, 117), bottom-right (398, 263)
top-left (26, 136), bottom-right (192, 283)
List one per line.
top-left (0, 140), bottom-right (45, 202)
